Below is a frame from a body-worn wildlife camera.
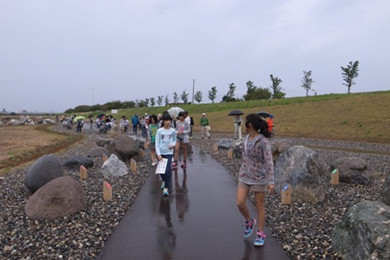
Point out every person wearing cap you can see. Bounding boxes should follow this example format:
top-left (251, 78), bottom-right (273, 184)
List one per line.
top-left (200, 113), bottom-right (210, 139)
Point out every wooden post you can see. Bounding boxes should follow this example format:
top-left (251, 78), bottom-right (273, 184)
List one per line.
top-left (281, 185), bottom-right (292, 205)
top-left (79, 165), bottom-right (88, 180)
top-left (102, 153), bottom-right (108, 163)
top-left (228, 149), bottom-right (233, 159)
top-left (213, 143), bottom-right (219, 151)
top-left (103, 181), bottom-right (112, 201)
top-left (130, 159), bottom-right (137, 172)
top-left (331, 168), bottom-right (339, 185)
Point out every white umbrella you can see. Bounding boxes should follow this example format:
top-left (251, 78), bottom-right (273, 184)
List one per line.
top-left (167, 107), bottom-right (184, 118)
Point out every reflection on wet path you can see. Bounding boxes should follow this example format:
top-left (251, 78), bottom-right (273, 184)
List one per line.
top-left (98, 146), bottom-right (289, 259)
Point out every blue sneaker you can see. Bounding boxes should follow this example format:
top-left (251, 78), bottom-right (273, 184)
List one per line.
top-left (163, 188), bottom-right (169, 196)
top-left (254, 231), bottom-right (266, 247)
top-left (243, 218), bottom-right (256, 238)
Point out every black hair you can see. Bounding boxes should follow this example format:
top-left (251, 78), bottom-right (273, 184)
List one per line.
top-left (162, 112), bottom-right (172, 122)
top-left (245, 113), bottom-right (271, 138)
top-left (150, 114), bottom-right (158, 124)
top-left (178, 111), bottom-right (185, 117)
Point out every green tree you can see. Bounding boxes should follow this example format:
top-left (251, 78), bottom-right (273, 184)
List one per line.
top-left (150, 97), bottom-right (155, 107)
top-left (341, 60), bottom-right (359, 94)
top-left (122, 101), bottom-right (136, 108)
top-left (165, 95), bottom-right (169, 106)
top-left (243, 81), bottom-right (271, 100)
top-left (301, 70), bottom-right (314, 97)
top-left (208, 86), bottom-right (217, 103)
top-left (157, 96), bottom-right (163, 106)
top-left (181, 90), bottom-right (189, 103)
top-left (194, 91), bottom-right (202, 103)
top-left (173, 92), bottom-right (179, 104)
top-left (270, 74), bottom-right (285, 99)
top-left (222, 83), bottom-right (237, 102)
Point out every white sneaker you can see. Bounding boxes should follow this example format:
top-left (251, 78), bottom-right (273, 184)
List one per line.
top-left (151, 161), bottom-right (157, 166)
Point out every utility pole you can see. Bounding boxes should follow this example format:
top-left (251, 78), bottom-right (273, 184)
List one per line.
top-left (192, 79), bottom-right (195, 104)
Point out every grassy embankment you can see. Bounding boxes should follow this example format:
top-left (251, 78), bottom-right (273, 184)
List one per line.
top-left (86, 91), bottom-right (389, 143)
top-left (0, 125), bottom-right (84, 176)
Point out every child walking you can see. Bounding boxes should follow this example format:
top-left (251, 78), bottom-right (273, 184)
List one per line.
top-left (172, 111), bottom-right (190, 169)
top-left (236, 113), bottom-right (274, 247)
top-left (155, 113), bottom-right (177, 196)
top-left (149, 114), bottom-right (159, 166)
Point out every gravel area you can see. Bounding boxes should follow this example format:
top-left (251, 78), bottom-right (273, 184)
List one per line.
top-left (190, 133), bottom-right (390, 259)
top-left (1, 126), bottom-right (389, 259)
top-left (0, 125), bottom-right (153, 259)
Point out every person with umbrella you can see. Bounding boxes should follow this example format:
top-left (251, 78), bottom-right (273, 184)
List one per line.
top-left (73, 116), bottom-right (85, 133)
top-left (234, 115), bottom-right (243, 141)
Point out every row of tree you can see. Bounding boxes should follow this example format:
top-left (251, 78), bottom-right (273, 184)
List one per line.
top-left (65, 61), bottom-right (359, 113)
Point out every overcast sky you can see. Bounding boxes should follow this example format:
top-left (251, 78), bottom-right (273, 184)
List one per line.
top-left (1, 0), bottom-right (389, 112)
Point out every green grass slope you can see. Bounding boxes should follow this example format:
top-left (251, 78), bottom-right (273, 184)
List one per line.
top-left (88, 91), bottom-right (390, 143)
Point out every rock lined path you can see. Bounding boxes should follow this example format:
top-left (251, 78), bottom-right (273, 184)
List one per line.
top-left (98, 146), bottom-right (288, 259)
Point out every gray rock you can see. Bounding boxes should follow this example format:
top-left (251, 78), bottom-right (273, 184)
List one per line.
top-left (382, 173), bottom-right (390, 206)
top-left (62, 120), bottom-right (71, 129)
top-left (332, 200), bottom-right (390, 260)
top-left (271, 139), bottom-right (292, 162)
top-left (274, 145), bottom-right (330, 204)
top-left (331, 157), bottom-right (369, 185)
top-left (7, 119), bottom-right (20, 126)
top-left (62, 156), bottom-right (94, 169)
top-left (113, 135), bottom-right (139, 161)
top-left (25, 176), bottom-right (86, 220)
top-left (96, 137), bottom-right (112, 147)
top-left (101, 154), bottom-right (128, 177)
top-left (25, 154), bottom-right (64, 193)
top-left (218, 139), bottom-right (235, 150)
top-left (87, 147), bottom-right (108, 158)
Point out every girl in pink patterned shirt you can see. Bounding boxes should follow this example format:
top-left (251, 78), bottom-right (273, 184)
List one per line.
top-left (236, 113), bottom-right (274, 247)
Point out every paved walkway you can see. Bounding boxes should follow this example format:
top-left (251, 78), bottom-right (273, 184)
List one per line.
top-left (97, 146), bottom-right (289, 259)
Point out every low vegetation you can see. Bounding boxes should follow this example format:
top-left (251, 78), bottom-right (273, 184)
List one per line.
top-left (0, 125), bottom-right (84, 176)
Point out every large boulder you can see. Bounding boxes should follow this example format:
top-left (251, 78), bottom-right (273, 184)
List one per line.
top-left (332, 200), bottom-right (390, 259)
top-left (7, 119), bottom-right (20, 126)
top-left (101, 154), bottom-right (128, 177)
top-left (113, 135), bottom-right (139, 161)
top-left (25, 176), bottom-right (86, 220)
top-left (96, 137), bottom-right (112, 147)
top-left (330, 156), bottom-right (369, 185)
top-left (62, 156), bottom-right (94, 169)
top-left (382, 173), bottom-right (390, 206)
top-left (87, 147), bottom-right (108, 158)
top-left (271, 139), bottom-right (292, 162)
top-left (62, 120), bottom-right (71, 129)
top-left (274, 146), bottom-right (330, 204)
top-left (25, 154), bottom-right (64, 193)
top-left (218, 139), bottom-right (235, 150)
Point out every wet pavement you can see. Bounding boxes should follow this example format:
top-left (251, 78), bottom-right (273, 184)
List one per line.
top-left (97, 146), bottom-right (289, 259)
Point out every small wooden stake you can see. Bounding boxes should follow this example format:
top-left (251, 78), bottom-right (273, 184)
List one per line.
top-left (103, 181), bottom-right (112, 201)
top-left (79, 165), bottom-right (88, 180)
top-left (331, 168), bottom-right (339, 185)
top-left (228, 149), bottom-right (233, 159)
top-left (130, 159), bottom-right (137, 172)
top-left (102, 153), bottom-right (108, 163)
top-left (213, 143), bottom-right (218, 151)
top-left (281, 185), bottom-right (292, 205)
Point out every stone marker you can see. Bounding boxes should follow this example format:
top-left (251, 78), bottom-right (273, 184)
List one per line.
top-left (102, 153), bottom-right (108, 163)
top-left (281, 185), bottom-right (292, 204)
top-left (80, 166), bottom-right (88, 180)
top-left (331, 168), bottom-right (339, 185)
top-left (228, 149), bottom-right (233, 159)
top-left (213, 143), bottom-right (218, 151)
top-left (130, 159), bottom-right (137, 172)
top-left (103, 181), bottom-right (112, 201)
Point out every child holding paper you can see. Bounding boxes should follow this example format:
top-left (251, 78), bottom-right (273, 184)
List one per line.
top-left (155, 112), bottom-right (177, 196)
top-left (236, 113), bottom-right (274, 247)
